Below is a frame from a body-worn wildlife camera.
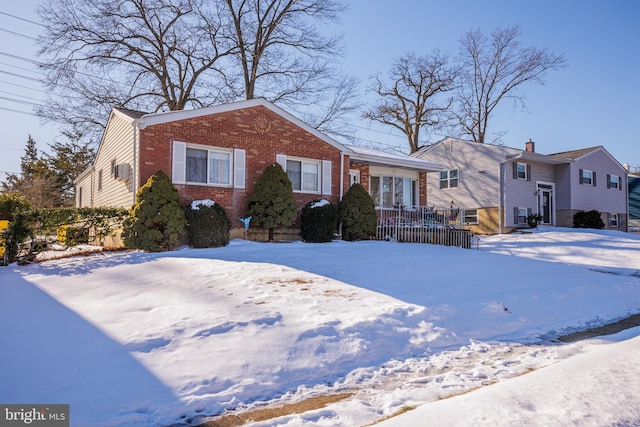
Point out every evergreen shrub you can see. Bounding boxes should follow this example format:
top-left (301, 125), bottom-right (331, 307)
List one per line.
top-left (186, 201), bottom-right (231, 248)
top-left (248, 163), bottom-right (296, 241)
top-left (122, 171), bottom-right (187, 251)
top-left (573, 209), bottom-right (605, 229)
top-left (300, 199), bottom-right (337, 243)
top-left (338, 184), bottom-right (377, 241)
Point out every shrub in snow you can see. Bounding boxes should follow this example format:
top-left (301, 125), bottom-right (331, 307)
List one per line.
top-left (186, 201), bottom-right (231, 248)
top-left (122, 170), bottom-right (187, 252)
top-left (338, 184), bottom-right (377, 241)
top-left (573, 209), bottom-right (605, 229)
top-left (301, 199), bottom-right (337, 243)
top-left (247, 163), bottom-right (296, 241)
top-left (0, 193), bottom-right (34, 264)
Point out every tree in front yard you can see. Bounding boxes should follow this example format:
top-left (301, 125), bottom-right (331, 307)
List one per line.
top-left (247, 163), bottom-right (297, 241)
top-left (338, 184), bottom-right (377, 241)
top-left (122, 171), bottom-right (187, 251)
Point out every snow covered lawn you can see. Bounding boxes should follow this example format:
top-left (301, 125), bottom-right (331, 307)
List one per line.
top-left (1, 228), bottom-right (639, 426)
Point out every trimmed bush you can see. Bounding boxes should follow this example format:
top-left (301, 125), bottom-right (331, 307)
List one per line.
top-left (122, 170), bottom-right (187, 251)
top-left (186, 201), bottom-right (231, 248)
top-left (0, 193), bottom-right (33, 264)
top-left (300, 199), bottom-right (338, 243)
top-left (338, 184), bottom-right (377, 241)
top-left (573, 209), bottom-right (605, 229)
top-left (248, 163), bottom-right (296, 241)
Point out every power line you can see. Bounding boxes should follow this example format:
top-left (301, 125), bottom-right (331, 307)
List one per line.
top-left (0, 105), bottom-right (39, 116)
top-left (0, 79), bottom-right (48, 94)
top-left (0, 11), bottom-right (44, 27)
top-left (0, 27), bottom-right (37, 40)
top-left (0, 89), bottom-right (42, 102)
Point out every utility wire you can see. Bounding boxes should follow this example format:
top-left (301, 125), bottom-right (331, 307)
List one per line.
top-left (0, 11), bottom-right (44, 27)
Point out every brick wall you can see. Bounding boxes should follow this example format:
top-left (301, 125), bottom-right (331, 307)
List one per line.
top-left (138, 105), bottom-right (345, 229)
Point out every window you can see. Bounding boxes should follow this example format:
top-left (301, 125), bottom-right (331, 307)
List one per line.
top-left (97, 169), bottom-right (103, 191)
top-left (439, 169), bottom-right (459, 189)
top-left (580, 169), bottom-right (596, 186)
top-left (610, 213), bottom-right (619, 228)
top-left (370, 175), bottom-right (416, 208)
top-left (173, 141), bottom-right (245, 188)
top-left (186, 147), bottom-right (231, 185)
top-left (512, 162), bottom-right (531, 181)
top-left (286, 159), bottom-right (319, 192)
top-left (607, 174), bottom-right (620, 190)
top-left (516, 162), bottom-right (527, 180)
top-left (276, 154), bottom-right (331, 194)
top-left (464, 209), bottom-right (478, 224)
top-left (514, 207), bottom-right (529, 224)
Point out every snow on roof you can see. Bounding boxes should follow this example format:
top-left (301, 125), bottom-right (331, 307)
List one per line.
top-left (347, 144), bottom-right (444, 172)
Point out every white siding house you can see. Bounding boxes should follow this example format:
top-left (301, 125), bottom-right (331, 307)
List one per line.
top-left (413, 138), bottom-right (628, 234)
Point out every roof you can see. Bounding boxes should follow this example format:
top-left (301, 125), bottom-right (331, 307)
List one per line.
top-left (347, 145), bottom-right (444, 172)
top-left (415, 137), bottom-right (572, 165)
top-left (112, 107), bottom-right (147, 119)
top-left (134, 98), bottom-right (350, 153)
top-left (548, 146), bottom-right (602, 160)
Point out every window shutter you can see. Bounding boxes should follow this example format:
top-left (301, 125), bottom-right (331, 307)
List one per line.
top-left (607, 174), bottom-right (611, 189)
top-left (619, 177), bottom-right (623, 191)
top-left (172, 141), bottom-right (186, 184)
top-left (276, 154), bottom-right (287, 170)
top-left (512, 162), bottom-right (517, 179)
top-left (322, 160), bottom-right (332, 195)
top-left (527, 208), bottom-right (532, 218)
top-left (233, 149), bottom-right (246, 189)
top-left (579, 169), bottom-right (583, 185)
top-left (526, 164), bottom-right (531, 181)
top-left (513, 207), bottom-right (519, 223)
top-left (592, 171), bottom-right (597, 187)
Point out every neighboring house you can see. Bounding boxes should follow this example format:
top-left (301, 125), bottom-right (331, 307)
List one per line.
top-left (413, 138), bottom-right (628, 234)
top-left (75, 98), bottom-right (443, 239)
top-left (629, 171), bottom-right (640, 230)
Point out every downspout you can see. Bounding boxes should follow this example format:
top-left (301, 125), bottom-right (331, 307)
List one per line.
top-left (132, 119), bottom-right (140, 208)
top-left (499, 161), bottom-right (505, 234)
top-left (340, 152), bottom-right (345, 199)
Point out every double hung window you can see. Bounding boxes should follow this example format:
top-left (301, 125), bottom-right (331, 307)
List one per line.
top-left (439, 169), bottom-right (459, 189)
top-left (286, 159), bottom-right (319, 192)
top-left (186, 147), bottom-right (231, 185)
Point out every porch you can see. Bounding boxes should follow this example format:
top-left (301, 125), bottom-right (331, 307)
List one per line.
top-left (375, 206), bottom-right (478, 249)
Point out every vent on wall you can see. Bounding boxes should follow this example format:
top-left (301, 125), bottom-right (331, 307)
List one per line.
top-left (114, 163), bottom-right (130, 180)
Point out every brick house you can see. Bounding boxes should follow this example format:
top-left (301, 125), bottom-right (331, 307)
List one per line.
top-left (75, 98), bottom-right (443, 239)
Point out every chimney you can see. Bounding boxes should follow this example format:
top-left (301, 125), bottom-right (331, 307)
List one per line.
top-left (525, 139), bottom-right (535, 153)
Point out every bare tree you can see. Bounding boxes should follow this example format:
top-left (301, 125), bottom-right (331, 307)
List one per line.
top-left (36, 0), bottom-right (236, 140)
top-left (455, 26), bottom-right (566, 143)
top-left (221, 0), bottom-right (357, 134)
top-left (364, 51), bottom-right (458, 153)
top-left (36, 0), bottom-right (355, 144)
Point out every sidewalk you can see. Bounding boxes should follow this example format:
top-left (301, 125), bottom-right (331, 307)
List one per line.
top-left (558, 313), bottom-right (640, 342)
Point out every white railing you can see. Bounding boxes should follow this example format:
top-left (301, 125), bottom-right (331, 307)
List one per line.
top-left (375, 206), bottom-right (478, 249)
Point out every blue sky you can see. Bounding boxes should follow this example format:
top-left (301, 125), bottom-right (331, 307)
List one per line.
top-left (1, 0), bottom-right (639, 182)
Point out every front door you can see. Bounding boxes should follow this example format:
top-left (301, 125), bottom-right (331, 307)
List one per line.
top-left (537, 183), bottom-right (554, 225)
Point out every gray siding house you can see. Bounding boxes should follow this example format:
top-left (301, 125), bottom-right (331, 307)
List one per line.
top-left (413, 138), bottom-right (628, 234)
